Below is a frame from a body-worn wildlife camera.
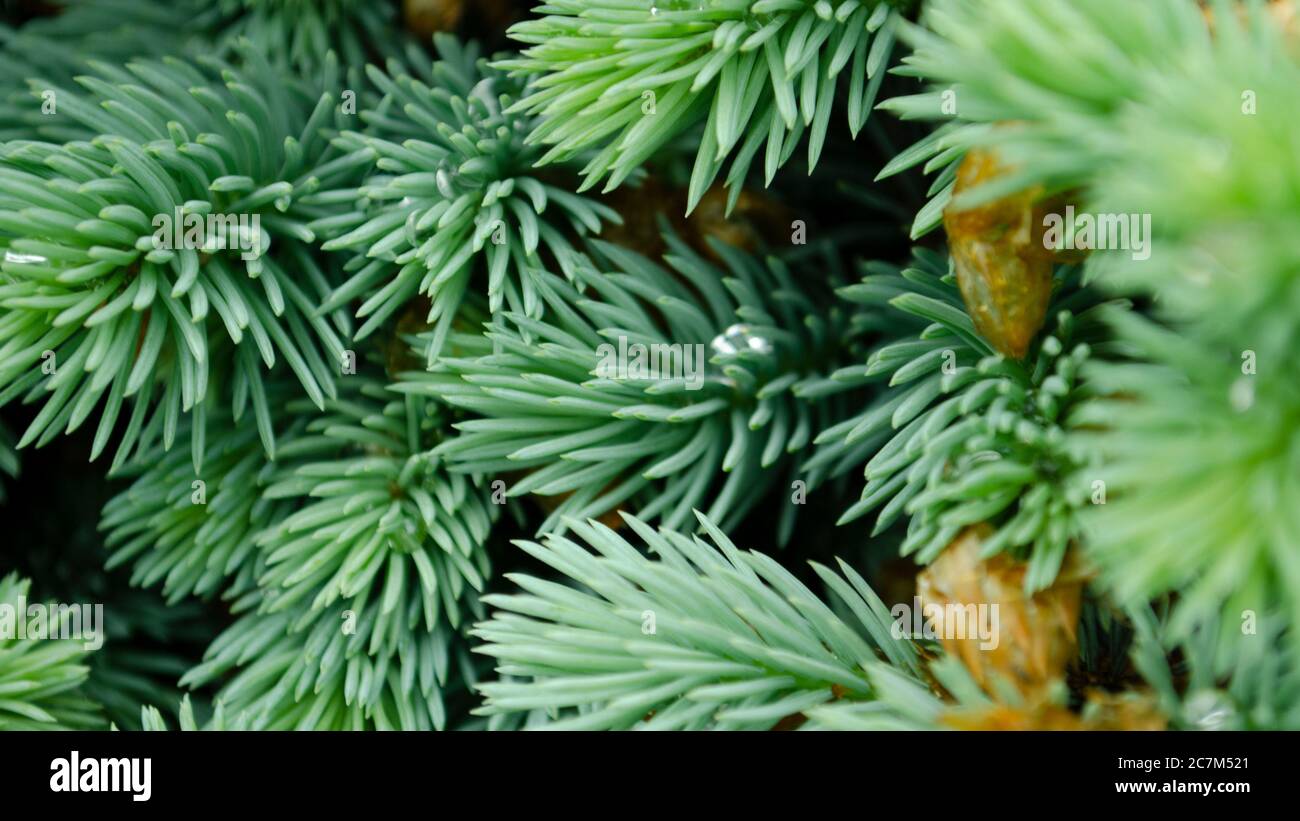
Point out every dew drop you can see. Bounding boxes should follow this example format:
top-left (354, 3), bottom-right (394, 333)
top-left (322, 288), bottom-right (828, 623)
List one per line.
top-left (710, 323), bottom-right (773, 357)
top-left (435, 162), bottom-right (459, 199)
top-left (1183, 690), bottom-right (1241, 731)
top-left (4, 249), bottom-right (47, 264)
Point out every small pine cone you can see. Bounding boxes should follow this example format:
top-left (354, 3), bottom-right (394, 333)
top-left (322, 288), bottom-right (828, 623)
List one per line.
top-left (943, 146), bottom-right (1059, 359)
top-left (916, 524), bottom-right (1086, 700)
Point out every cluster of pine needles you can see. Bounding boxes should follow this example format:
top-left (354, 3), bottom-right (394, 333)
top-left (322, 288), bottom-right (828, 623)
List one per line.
top-left (0, 0), bottom-right (1296, 731)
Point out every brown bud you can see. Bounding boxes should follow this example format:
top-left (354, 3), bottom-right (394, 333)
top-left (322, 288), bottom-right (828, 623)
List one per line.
top-left (916, 524), bottom-right (1085, 700)
top-left (943, 147), bottom-right (1058, 359)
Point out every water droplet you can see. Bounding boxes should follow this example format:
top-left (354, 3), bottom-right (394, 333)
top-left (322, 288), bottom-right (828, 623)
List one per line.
top-left (4, 249), bottom-right (47, 264)
top-left (1183, 690), bottom-right (1241, 731)
top-left (435, 162), bottom-right (458, 199)
top-left (710, 323), bottom-right (773, 357)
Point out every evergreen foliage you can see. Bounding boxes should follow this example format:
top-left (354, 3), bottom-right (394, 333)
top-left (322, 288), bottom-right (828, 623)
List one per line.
top-left (405, 232), bottom-right (851, 541)
top-left (473, 511), bottom-right (919, 729)
top-left (809, 249), bottom-right (1112, 590)
top-left (315, 34), bottom-right (619, 355)
top-left (499, 0), bottom-right (913, 209)
top-left (1, 0), bottom-right (1297, 733)
top-left (0, 573), bottom-right (104, 729)
top-left (213, 0), bottom-right (406, 72)
top-left (890, 0), bottom-right (1300, 675)
top-left (1077, 310), bottom-right (1300, 667)
top-left (0, 45), bottom-right (362, 470)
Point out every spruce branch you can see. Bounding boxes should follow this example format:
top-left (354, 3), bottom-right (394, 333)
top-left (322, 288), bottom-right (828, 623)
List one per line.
top-left (1127, 602), bottom-right (1300, 730)
top-left (252, 378), bottom-right (497, 632)
top-left (103, 368), bottom-right (498, 631)
top-left (1076, 309), bottom-right (1300, 668)
top-left (0, 44), bottom-right (364, 469)
top-left (213, 0), bottom-right (408, 72)
top-left (880, 0), bottom-right (1300, 355)
top-left (100, 387), bottom-right (309, 603)
top-left (143, 375), bottom-right (501, 729)
top-left (1080, 10), bottom-right (1300, 361)
top-left (0, 573), bottom-right (105, 729)
top-left (312, 34), bottom-right (619, 356)
top-left (877, 0), bottom-right (1208, 238)
top-left (472, 510), bottom-right (920, 729)
top-left (808, 249), bottom-right (1116, 589)
top-left (179, 596), bottom-right (480, 729)
top-left (499, 0), bottom-right (911, 211)
top-left (400, 232), bottom-right (852, 541)
top-left (0, 1), bottom-right (207, 142)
